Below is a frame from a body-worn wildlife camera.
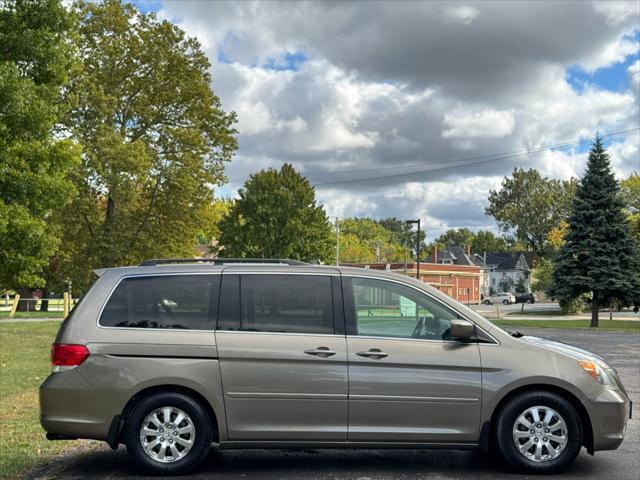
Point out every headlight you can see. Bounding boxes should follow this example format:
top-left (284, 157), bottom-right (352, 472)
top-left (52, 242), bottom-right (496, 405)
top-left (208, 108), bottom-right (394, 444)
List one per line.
top-left (578, 359), bottom-right (619, 390)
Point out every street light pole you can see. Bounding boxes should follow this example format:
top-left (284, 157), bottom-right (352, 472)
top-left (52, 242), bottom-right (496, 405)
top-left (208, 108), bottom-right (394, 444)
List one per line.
top-left (406, 219), bottom-right (421, 280)
top-left (335, 217), bottom-right (340, 266)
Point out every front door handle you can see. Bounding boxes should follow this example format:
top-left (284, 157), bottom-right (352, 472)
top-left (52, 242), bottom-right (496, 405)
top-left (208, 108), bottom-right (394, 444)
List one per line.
top-left (356, 348), bottom-right (389, 359)
top-left (304, 346), bottom-right (336, 358)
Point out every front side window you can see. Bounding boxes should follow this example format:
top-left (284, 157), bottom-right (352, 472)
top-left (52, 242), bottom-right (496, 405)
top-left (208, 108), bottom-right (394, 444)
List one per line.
top-left (348, 277), bottom-right (461, 340)
top-left (238, 275), bottom-right (334, 334)
top-left (99, 275), bottom-right (219, 329)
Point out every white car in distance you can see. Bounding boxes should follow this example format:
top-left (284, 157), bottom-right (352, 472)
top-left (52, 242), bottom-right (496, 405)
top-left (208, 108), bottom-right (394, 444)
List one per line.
top-left (484, 292), bottom-right (516, 305)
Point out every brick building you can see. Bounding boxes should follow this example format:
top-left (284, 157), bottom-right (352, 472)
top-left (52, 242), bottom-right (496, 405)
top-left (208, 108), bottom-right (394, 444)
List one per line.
top-left (346, 260), bottom-right (482, 304)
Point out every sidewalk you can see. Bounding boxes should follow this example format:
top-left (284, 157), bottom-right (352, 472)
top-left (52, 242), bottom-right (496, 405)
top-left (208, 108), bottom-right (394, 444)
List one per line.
top-left (0, 317), bottom-right (63, 323)
top-left (501, 314), bottom-right (640, 321)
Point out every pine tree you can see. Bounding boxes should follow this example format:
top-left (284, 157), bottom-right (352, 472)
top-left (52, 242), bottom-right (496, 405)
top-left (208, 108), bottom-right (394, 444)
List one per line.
top-left (550, 137), bottom-right (640, 327)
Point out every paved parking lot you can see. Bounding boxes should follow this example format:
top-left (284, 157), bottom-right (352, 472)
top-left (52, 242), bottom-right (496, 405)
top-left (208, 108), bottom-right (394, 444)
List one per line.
top-left (29, 328), bottom-right (639, 480)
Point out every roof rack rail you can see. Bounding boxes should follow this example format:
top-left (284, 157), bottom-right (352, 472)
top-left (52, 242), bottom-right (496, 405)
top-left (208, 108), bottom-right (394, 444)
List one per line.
top-left (138, 258), bottom-right (309, 267)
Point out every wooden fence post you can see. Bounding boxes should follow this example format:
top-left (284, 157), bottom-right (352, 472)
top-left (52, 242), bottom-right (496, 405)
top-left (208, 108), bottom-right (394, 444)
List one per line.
top-left (9, 294), bottom-right (20, 318)
top-left (63, 292), bottom-right (70, 318)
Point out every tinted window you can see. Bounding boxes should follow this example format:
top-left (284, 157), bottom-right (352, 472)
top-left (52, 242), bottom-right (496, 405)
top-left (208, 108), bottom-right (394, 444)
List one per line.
top-left (100, 275), bottom-right (219, 330)
top-left (349, 277), bottom-right (461, 340)
top-left (237, 275), bottom-right (334, 334)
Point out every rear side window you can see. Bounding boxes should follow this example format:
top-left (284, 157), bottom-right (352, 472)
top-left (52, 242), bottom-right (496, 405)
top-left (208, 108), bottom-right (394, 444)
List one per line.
top-left (237, 275), bottom-right (334, 334)
top-left (99, 275), bottom-right (220, 330)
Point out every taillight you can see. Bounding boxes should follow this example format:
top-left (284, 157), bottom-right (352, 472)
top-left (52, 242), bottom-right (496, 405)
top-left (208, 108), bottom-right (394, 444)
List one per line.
top-left (51, 343), bottom-right (90, 372)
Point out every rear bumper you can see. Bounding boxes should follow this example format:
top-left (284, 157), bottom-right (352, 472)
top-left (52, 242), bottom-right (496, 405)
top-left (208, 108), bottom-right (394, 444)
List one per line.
top-left (39, 370), bottom-right (117, 441)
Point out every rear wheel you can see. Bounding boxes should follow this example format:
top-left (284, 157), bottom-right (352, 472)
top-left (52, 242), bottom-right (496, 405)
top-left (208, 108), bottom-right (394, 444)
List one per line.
top-left (125, 392), bottom-right (212, 475)
top-left (484, 300), bottom-right (491, 305)
top-left (495, 391), bottom-right (582, 473)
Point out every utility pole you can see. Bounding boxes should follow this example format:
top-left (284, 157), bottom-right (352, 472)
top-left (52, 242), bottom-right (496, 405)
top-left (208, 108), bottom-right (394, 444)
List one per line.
top-left (335, 217), bottom-right (340, 266)
top-left (406, 219), bottom-right (421, 280)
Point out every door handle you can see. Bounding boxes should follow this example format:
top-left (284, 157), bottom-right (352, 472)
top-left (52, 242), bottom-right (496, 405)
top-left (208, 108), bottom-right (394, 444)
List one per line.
top-left (356, 349), bottom-right (389, 359)
top-left (304, 346), bottom-right (336, 357)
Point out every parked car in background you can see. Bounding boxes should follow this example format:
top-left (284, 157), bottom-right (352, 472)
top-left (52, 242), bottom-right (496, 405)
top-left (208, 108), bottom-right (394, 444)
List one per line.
top-left (40, 259), bottom-right (630, 475)
top-left (515, 292), bottom-right (537, 304)
top-left (484, 292), bottom-right (516, 305)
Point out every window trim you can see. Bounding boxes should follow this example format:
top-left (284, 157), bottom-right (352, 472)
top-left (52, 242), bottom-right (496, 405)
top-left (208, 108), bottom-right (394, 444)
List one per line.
top-left (216, 272), bottom-right (344, 335)
top-left (96, 272), bottom-right (221, 332)
top-left (342, 274), bottom-right (498, 344)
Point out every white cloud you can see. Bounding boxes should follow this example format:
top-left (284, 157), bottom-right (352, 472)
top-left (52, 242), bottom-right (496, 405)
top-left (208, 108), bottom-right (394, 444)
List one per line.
top-left (442, 5), bottom-right (480, 25)
top-left (593, 1), bottom-right (640, 26)
top-left (442, 108), bottom-right (515, 139)
top-left (578, 34), bottom-right (639, 73)
top-left (629, 59), bottom-right (640, 90)
top-left (156, 0), bottom-right (640, 227)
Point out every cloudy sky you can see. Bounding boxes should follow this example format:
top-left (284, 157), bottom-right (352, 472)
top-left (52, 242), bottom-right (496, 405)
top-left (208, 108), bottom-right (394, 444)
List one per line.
top-left (138, 0), bottom-right (639, 237)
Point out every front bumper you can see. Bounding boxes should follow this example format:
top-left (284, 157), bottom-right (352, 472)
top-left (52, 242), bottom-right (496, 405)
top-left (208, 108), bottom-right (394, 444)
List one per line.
top-left (590, 388), bottom-right (631, 451)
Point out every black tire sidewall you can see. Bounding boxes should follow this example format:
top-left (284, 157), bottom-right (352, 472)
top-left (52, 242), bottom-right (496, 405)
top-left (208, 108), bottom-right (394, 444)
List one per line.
top-left (496, 391), bottom-right (582, 474)
top-left (124, 392), bottom-right (213, 476)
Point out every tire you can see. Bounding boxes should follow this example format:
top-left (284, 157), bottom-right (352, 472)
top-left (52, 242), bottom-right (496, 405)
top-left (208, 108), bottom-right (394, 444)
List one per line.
top-left (495, 391), bottom-right (582, 474)
top-left (484, 300), bottom-right (491, 305)
top-left (124, 392), bottom-right (213, 475)
top-left (503, 300), bottom-right (509, 305)
top-left (528, 299), bottom-right (534, 304)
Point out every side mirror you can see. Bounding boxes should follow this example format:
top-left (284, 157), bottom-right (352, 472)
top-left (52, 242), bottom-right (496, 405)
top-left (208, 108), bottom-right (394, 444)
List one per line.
top-left (450, 319), bottom-right (475, 340)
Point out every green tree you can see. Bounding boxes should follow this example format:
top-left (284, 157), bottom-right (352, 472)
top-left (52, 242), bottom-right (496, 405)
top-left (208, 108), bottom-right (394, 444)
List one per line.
top-left (620, 173), bottom-right (640, 244)
top-left (339, 218), bottom-right (406, 263)
top-left (435, 228), bottom-right (475, 248)
top-left (550, 138), bottom-right (640, 327)
top-left (485, 168), bottom-right (577, 254)
top-left (51, 0), bottom-right (237, 290)
top-left (0, 0), bottom-right (80, 291)
top-left (472, 230), bottom-right (509, 253)
top-left (218, 164), bottom-right (333, 262)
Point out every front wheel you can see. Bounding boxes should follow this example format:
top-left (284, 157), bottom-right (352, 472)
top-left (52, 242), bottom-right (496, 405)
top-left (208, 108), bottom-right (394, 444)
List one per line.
top-left (495, 391), bottom-right (582, 473)
top-left (124, 392), bottom-right (213, 475)
top-left (484, 300), bottom-right (491, 305)
top-left (503, 299), bottom-right (510, 305)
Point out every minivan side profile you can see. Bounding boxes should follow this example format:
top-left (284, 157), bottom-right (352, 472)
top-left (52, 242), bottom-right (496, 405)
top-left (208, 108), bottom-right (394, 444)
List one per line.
top-left (40, 259), bottom-right (631, 476)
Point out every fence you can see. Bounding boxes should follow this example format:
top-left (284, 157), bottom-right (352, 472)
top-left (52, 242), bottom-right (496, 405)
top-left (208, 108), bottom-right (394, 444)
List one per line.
top-left (4, 293), bottom-right (78, 318)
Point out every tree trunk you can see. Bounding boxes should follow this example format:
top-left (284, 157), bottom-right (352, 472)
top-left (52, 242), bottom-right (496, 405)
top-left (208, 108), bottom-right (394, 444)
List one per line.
top-left (590, 291), bottom-right (599, 328)
top-left (40, 287), bottom-right (50, 312)
top-left (15, 288), bottom-right (33, 312)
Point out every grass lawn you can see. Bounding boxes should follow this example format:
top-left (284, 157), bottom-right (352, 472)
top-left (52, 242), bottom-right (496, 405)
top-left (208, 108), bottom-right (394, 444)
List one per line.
top-left (491, 319), bottom-right (640, 332)
top-left (0, 321), bottom-right (77, 479)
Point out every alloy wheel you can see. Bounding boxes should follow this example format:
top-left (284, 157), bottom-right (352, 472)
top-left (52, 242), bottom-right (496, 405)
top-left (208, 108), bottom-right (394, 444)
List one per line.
top-left (512, 405), bottom-right (568, 462)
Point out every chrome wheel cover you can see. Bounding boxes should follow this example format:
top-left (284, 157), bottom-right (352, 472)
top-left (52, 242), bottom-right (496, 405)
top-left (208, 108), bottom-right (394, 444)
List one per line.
top-left (512, 405), bottom-right (568, 463)
top-left (139, 406), bottom-right (195, 463)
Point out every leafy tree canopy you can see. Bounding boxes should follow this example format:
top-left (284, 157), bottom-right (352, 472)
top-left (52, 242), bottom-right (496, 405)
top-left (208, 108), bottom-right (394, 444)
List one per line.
top-left (218, 164), bottom-right (333, 262)
top-left (50, 0), bottom-right (237, 290)
top-left (485, 168), bottom-right (577, 254)
top-left (550, 138), bottom-right (640, 326)
top-left (0, 0), bottom-right (80, 288)
top-left (338, 218), bottom-right (407, 263)
top-left (620, 173), bottom-right (640, 244)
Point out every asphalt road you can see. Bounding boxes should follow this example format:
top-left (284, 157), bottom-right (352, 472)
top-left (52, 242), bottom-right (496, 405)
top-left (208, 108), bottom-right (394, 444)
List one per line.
top-left (28, 328), bottom-right (639, 480)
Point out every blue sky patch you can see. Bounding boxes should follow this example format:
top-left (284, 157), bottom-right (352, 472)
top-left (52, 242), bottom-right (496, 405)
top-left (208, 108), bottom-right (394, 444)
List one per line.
top-left (131, 0), bottom-right (162, 14)
top-left (262, 51), bottom-right (309, 71)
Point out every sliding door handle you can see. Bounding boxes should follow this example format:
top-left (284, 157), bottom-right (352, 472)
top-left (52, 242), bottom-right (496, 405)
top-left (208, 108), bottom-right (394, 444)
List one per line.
top-left (304, 346), bottom-right (336, 357)
top-left (356, 349), bottom-right (389, 359)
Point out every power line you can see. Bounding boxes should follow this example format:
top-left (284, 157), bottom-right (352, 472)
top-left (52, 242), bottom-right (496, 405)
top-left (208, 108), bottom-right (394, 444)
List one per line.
top-left (308, 128), bottom-right (639, 186)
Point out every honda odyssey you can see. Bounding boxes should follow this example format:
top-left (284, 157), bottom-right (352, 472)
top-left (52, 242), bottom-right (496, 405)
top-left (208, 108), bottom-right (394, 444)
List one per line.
top-left (40, 259), bottom-right (631, 475)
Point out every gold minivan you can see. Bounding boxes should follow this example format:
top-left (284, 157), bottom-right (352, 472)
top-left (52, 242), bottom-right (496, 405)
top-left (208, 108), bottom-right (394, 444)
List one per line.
top-left (40, 259), bottom-right (631, 475)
